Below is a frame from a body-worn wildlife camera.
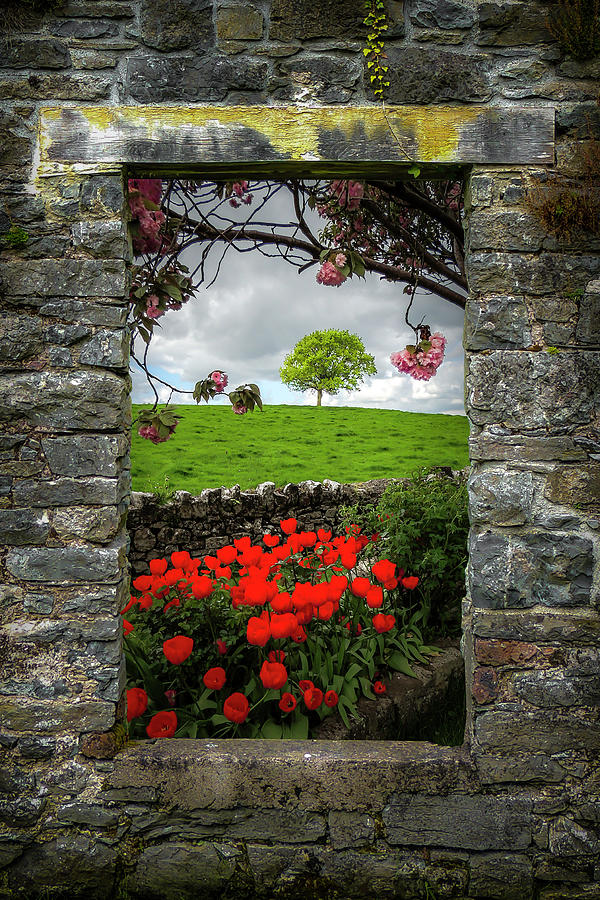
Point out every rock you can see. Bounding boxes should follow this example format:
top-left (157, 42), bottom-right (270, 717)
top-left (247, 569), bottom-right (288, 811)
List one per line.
top-left (0, 39), bottom-right (71, 69)
top-left (140, 0), bottom-right (214, 51)
top-left (464, 295), bottom-right (532, 350)
top-left (5, 539), bottom-right (127, 583)
top-left (126, 55), bottom-right (269, 102)
top-left (217, 5), bottom-right (264, 40)
top-left (469, 852), bottom-right (533, 899)
top-left (411, 0), bottom-right (475, 29)
top-left (385, 47), bottom-right (490, 103)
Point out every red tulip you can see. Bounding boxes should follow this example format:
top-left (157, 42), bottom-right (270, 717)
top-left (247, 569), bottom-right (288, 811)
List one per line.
top-left (171, 550), bottom-right (192, 570)
top-left (259, 660), bottom-right (288, 690)
top-left (216, 638), bottom-right (228, 656)
top-left (162, 634), bottom-right (194, 664)
top-left (149, 558), bottom-right (168, 576)
top-left (351, 577), bottom-right (371, 599)
top-left (223, 692), bottom-right (249, 724)
top-left (279, 692), bottom-right (296, 712)
top-left (365, 586), bottom-right (384, 609)
top-left (402, 576), bottom-right (419, 590)
top-left (192, 576), bottom-right (213, 599)
top-left (246, 615), bottom-right (271, 647)
top-left (132, 574), bottom-right (153, 592)
top-left (324, 690), bottom-right (339, 708)
top-left (126, 687), bottom-right (147, 721)
top-left (146, 710), bottom-right (177, 738)
top-left (263, 534), bottom-right (280, 548)
top-left (216, 545), bottom-right (237, 565)
top-left (280, 518), bottom-right (297, 535)
top-left (299, 679), bottom-right (314, 692)
top-left (372, 559), bottom-right (396, 584)
top-left (374, 680), bottom-right (386, 695)
top-left (268, 649), bottom-right (286, 662)
top-left (203, 666), bottom-right (226, 690)
top-left (270, 591), bottom-right (293, 613)
top-left (303, 687), bottom-right (323, 710)
top-left (292, 625), bottom-right (307, 643)
top-left (372, 614), bottom-right (396, 634)
top-left (270, 612), bottom-right (298, 640)
top-left (123, 619), bottom-right (134, 636)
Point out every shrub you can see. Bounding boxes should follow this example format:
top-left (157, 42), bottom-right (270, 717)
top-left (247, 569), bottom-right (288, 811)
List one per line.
top-left (340, 469), bottom-right (469, 638)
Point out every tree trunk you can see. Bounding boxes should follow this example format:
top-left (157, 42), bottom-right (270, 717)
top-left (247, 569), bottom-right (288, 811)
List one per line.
top-left (316, 389), bottom-right (322, 406)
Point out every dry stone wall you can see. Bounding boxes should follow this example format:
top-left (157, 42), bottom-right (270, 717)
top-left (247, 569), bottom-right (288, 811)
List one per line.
top-left (0, 0), bottom-right (599, 898)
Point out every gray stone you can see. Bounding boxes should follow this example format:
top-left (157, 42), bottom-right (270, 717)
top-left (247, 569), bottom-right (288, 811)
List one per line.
top-left (57, 802), bottom-right (120, 827)
top-left (477, 753), bottom-right (567, 784)
top-left (0, 798), bottom-right (46, 827)
top-left (129, 841), bottom-right (240, 898)
top-left (14, 475), bottom-right (128, 507)
top-left (475, 707), bottom-right (600, 753)
top-left (549, 816), bottom-right (600, 857)
top-left (411, 0), bottom-right (475, 29)
top-left (79, 328), bottom-right (129, 368)
top-left (54, 505), bottom-right (124, 542)
top-left (43, 435), bottom-right (129, 476)
top-left (271, 0), bottom-right (376, 40)
top-left (272, 56), bottom-right (362, 103)
top-left (217, 5), bottom-right (264, 40)
top-left (328, 810), bottom-right (375, 849)
top-left (0, 509), bottom-right (50, 545)
top-left (0, 39), bottom-right (71, 69)
top-left (18, 735), bottom-right (56, 759)
top-left (511, 671), bottom-right (600, 707)
top-left (0, 372), bottom-right (130, 432)
top-left (5, 539), bottom-right (126, 583)
top-left (565, 648), bottom-right (600, 677)
top-left (468, 467), bottom-right (534, 525)
top-left (0, 74), bottom-right (110, 102)
top-left (1, 258), bottom-right (127, 298)
top-left (468, 530), bottom-right (594, 609)
top-left (467, 253), bottom-right (600, 297)
top-left (45, 323), bottom-right (91, 346)
top-left (126, 55), bottom-right (269, 102)
top-left (0, 698), bottom-right (114, 733)
top-left (466, 351), bottom-right (600, 430)
top-left (38, 298), bottom-right (127, 327)
top-left (71, 219), bottom-right (128, 258)
top-left (464, 295), bottom-right (532, 350)
top-left (471, 608), bottom-right (600, 644)
top-left (51, 19), bottom-right (119, 38)
top-left (383, 794), bottom-right (531, 850)
top-left (476, 2), bottom-right (552, 46)
top-left (80, 176), bottom-right (125, 216)
top-left (7, 834), bottom-right (117, 899)
top-left (469, 852), bottom-right (533, 899)
top-left (468, 431), bottom-right (589, 463)
top-left (577, 290), bottom-right (600, 344)
top-left (386, 47), bottom-right (490, 103)
top-left (0, 314), bottom-right (44, 363)
top-left (467, 207), bottom-right (548, 253)
top-left (140, 0), bottom-right (214, 51)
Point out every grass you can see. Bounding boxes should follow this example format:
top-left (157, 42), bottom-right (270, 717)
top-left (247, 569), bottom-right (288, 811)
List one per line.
top-left (131, 404), bottom-right (469, 495)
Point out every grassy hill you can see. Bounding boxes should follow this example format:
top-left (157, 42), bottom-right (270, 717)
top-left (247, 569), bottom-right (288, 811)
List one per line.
top-left (131, 404), bottom-right (469, 495)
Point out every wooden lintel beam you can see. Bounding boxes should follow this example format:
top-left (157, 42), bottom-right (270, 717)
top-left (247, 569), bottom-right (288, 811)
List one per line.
top-left (38, 105), bottom-right (555, 176)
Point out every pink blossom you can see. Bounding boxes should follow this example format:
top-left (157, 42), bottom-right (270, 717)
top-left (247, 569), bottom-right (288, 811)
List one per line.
top-left (316, 261), bottom-right (346, 287)
top-left (390, 333), bottom-right (446, 381)
top-left (232, 404), bottom-right (248, 415)
top-left (334, 253), bottom-right (347, 268)
top-left (210, 370), bottom-right (228, 392)
top-left (330, 180), bottom-right (364, 210)
top-left (138, 421), bottom-right (178, 444)
top-left (129, 179), bottom-right (162, 206)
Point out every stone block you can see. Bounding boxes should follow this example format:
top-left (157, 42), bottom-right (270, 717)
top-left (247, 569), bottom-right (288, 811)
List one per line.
top-left (0, 74), bottom-right (111, 102)
top-left (0, 314), bottom-right (44, 364)
top-left (471, 609), bottom-right (600, 644)
top-left (0, 372), bottom-right (130, 432)
top-left (549, 817), bottom-right (600, 857)
top-left (5, 539), bottom-right (126, 583)
top-left (467, 207), bottom-right (547, 252)
top-left (475, 707), bottom-right (600, 753)
top-left (410, 0), bottom-right (474, 28)
top-left (467, 252), bottom-right (600, 296)
top-left (126, 55), bottom-right (269, 102)
top-left (217, 5), bottom-right (263, 40)
top-left (477, 753), bottom-right (567, 784)
top-left (271, 56), bottom-right (362, 103)
top-left (511, 671), bottom-right (600, 708)
top-left (328, 810), bottom-right (375, 849)
top-left (53, 505), bottom-right (124, 542)
top-left (577, 287), bottom-right (600, 345)
top-left (464, 295), bottom-right (531, 350)
top-left (50, 19), bottom-right (119, 39)
top-left (0, 698), bottom-right (114, 734)
top-left (468, 530), bottom-right (593, 609)
top-left (0, 38), bottom-right (71, 69)
top-left (468, 432), bottom-right (589, 464)
top-left (7, 834), bottom-right (117, 900)
top-left (140, 0), bottom-right (214, 50)
top-left (386, 47), bottom-right (490, 103)
top-left (42, 434), bottom-right (129, 477)
top-left (469, 852), bottom-right (533, 899)
top-left (468, 467), bottom-right (534, 525)
top-left (57, 802), bottom-right (120, 827)
top-left (13, 475), bottom-right (128, 507)
top-left (383, 793), bottom-right (531, 850)
top-left (270, 0), bottom-right (375, 40)
top-left (476, 2), bottom-right (552, 46)
top-left (80, 176), bottom-right (125, 216)
top-left (472, 666), bottom-right (500, 704)
top-left (475, 639), bottom-right (557, 668)
top-left (0, 509), bottom-right (50, 545)
top-left (38, 299), bottom-right (127, 327)
top-left (544, 463), bottom-right (600, 515)
top-left (1, 259), bottom-right (127, 298)
top-left (79, 328), bottom-right (129, 368)
top-left (466, 351), bottom-right (600, 430)
top-left (129, 841), bottom-right (240, 898)
top-left (565, 648), bottom-right (600, 677)
top-left (71, 219), bottom-right (128, 258)
top-left (18, 736), bottom-right (56, 759)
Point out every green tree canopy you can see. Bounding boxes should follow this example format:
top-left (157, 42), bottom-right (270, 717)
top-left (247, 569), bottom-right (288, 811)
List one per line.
top-left (279, 329), bottom-right (377, 406)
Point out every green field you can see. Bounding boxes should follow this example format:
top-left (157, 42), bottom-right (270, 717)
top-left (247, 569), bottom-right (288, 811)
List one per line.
top-left (131, 404), bottom-right (469, 495)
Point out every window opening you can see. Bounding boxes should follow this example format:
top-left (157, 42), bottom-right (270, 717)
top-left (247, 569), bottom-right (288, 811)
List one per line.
top-left (125, 173), bottom-right (468, 746)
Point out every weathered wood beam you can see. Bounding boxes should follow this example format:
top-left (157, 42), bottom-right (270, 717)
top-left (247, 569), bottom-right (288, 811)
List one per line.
top-left (38, 105), bottom-right (554, 177)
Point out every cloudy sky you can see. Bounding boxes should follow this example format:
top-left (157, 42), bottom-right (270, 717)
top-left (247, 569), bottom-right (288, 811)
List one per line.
top-left (131, 184), bottom-right (466, 415)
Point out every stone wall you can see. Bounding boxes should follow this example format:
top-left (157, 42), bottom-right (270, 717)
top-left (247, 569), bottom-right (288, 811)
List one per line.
top-left (128, 479), bottom-right (395, 576)
top-left (1, 0), bottom-right (600, 897)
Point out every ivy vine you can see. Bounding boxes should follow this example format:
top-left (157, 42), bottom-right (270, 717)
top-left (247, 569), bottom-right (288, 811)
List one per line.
top-left (363, 0), bottom-right (390, 100)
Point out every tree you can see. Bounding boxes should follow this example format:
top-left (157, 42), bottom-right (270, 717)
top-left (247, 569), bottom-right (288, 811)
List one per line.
top-left (279, 329), bottom-right (377, 406)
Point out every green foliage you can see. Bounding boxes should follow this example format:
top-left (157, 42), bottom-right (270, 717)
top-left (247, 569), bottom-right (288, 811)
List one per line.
top-left (527, 139), bottom-right (600, 240)
top-left (340, 469), bottom-right (469, 638)
top-left (145, 474), bottom-right (176, 505)
top-left (279, 329), bottom-right (377, 405)
top-left (363, 0), bottom-right (390, 100)
top-left (548, 0), bottom-right (600, 60)
top-left (131, 405), bottom-right (470, 494)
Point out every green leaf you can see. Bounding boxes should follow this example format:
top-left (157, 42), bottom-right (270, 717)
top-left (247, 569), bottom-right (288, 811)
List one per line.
top-left (345, 662), bottom-right (362, 681)
top-left (388, 651), bottom-right (417, 677)
top-left (261, 720), bottom-right (283, 739)
top-left (407, 164), bottom-right (421, 179)
top-left (284, 715), bottom-right (309, 739)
